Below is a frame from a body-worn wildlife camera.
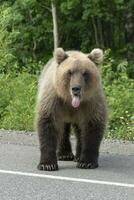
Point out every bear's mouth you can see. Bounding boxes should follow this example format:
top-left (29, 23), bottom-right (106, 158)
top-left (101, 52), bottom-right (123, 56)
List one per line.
top-left (71, 95), bottom-right (81, 108)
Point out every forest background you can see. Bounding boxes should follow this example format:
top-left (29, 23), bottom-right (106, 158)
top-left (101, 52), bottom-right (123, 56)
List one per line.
top-left (0, 0), bottom-right (133, 140)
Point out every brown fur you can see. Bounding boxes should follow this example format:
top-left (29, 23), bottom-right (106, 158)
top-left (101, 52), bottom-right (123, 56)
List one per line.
top-left (35, 48), bottom-right (107, 171)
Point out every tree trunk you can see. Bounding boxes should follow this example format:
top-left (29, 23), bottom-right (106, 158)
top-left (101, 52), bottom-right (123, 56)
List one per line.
top-left (125, 7), bottom-right (134, 61)
top-left (91, 16), bottom-right (99, 47)
top-left (97, 18), bottom-right (104, 48)
top-left (51, 0), bottom-right (59, 50)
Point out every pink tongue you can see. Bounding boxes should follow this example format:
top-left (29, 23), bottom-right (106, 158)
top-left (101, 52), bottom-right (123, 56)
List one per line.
top-left (72, 96), bottom-right (80, 108)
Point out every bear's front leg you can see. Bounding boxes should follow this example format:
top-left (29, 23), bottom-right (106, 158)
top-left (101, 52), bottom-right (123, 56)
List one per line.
top-left (58, 123), bottom-right (74, 161)
top-left (37, 115), bottom-right (58, 171)
top-left (77, 121), bottom-right (105, 169)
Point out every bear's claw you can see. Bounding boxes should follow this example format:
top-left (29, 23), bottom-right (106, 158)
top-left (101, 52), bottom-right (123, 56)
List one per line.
top-left (74, 156), bottom-right (80, 162)
top-left (58, 153), bottom-right (74, 161)
top-left (37, 163), bottom-right (58, 171)
top-left (77, 162), bottom-right (98, 169)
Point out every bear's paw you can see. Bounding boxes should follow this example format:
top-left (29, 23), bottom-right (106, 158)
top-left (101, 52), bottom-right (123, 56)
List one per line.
top-left (37, 163), bottom-right (58, 171)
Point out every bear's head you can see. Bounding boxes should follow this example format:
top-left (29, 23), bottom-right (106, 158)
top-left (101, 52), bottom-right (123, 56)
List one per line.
top-left (54, 48), bottom-right (103, 108)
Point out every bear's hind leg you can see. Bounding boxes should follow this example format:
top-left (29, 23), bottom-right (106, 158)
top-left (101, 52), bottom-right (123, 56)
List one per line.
top-left (77, 120), bottom-right (104, 169)
top-left (37, 115), bottom-right (58, 171)
top-left (73, 124), bottom-right (81, 162)
top-left (58, 123), bottom-right (74, 161)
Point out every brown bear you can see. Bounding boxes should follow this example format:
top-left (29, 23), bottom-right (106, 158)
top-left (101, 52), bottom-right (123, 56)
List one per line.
top-left (35, 48), bottom-right (107, 171)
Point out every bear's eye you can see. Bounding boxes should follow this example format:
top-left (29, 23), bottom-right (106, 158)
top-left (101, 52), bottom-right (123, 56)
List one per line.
top-left (67, 70), bottom-right (72, 76)
top-left (83, 71), bottom-right (90, 81)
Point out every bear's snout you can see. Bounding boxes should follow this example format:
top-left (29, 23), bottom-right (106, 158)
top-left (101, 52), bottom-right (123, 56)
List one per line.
top-left (72, 85), bottom-right (81, 96)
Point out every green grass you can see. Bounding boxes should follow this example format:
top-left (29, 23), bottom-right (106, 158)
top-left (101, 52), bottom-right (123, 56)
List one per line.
top-left (104, 79), bottom-right (134, 140)
top-left (0, 71), bottom-right (134, 140)
top-left (0, 73), bottom-right (37, 131)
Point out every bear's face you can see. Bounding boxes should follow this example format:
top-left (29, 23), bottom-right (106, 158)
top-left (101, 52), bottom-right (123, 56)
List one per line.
top-left (54, 48), bottom-right (103, 108)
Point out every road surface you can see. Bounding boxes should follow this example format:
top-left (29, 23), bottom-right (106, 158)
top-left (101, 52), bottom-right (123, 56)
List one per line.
top-left (0, 130), bottom-right (134, 200)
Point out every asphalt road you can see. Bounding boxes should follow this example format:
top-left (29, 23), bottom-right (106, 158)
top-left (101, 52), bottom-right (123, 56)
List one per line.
top-left (0, 130), bottom-right (134, 200)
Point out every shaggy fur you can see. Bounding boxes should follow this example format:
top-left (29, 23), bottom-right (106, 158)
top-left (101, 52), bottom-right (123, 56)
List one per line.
top-left (35, 48), bottom-right (107, 171)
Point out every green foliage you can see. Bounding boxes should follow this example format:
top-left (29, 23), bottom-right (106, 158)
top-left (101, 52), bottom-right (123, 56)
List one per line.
top-left (0, 0), bottom-right (52, 73)
top-left (0, 0), bottom-right (133, 140)
top-left (102, 50), bottom-right (134, 140)
top-left (0, 0), bottom-right (133, 74)
top-left (0, 73), bottom-right (37, 130)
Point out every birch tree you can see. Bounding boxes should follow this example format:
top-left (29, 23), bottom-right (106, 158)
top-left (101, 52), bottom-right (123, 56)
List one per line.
top-left (51, 0), bottom-right (59, 49)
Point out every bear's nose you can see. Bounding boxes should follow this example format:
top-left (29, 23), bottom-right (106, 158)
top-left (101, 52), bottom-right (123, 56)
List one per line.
top-left (72, 86), bottom-right (81, 95)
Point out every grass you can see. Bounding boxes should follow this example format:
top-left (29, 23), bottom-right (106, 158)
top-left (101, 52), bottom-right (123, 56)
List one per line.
top-left (0, 73), bottom-right (37, 131)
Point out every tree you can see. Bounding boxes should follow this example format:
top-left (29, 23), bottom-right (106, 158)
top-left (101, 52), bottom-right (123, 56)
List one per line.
top-left (125, 1), bottom-right (134, 61)
top-left (51, 0), bottom-right (59, 49)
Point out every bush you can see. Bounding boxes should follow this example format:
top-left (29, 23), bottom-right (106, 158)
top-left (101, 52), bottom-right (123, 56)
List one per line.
top-left (0, 73), bottom-right (37, 130)
top-left (0, 1), bottom-right (52, 74)
top-left (102, 50), bottom-right (134, 140)
top-left (105, 79), bottom-right (134, 140)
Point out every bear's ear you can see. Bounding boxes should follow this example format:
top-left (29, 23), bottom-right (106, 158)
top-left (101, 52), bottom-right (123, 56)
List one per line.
top-left (88, 48), bottom-right (103, 65)
top-left (54, 48), bottom-right (68, 64)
